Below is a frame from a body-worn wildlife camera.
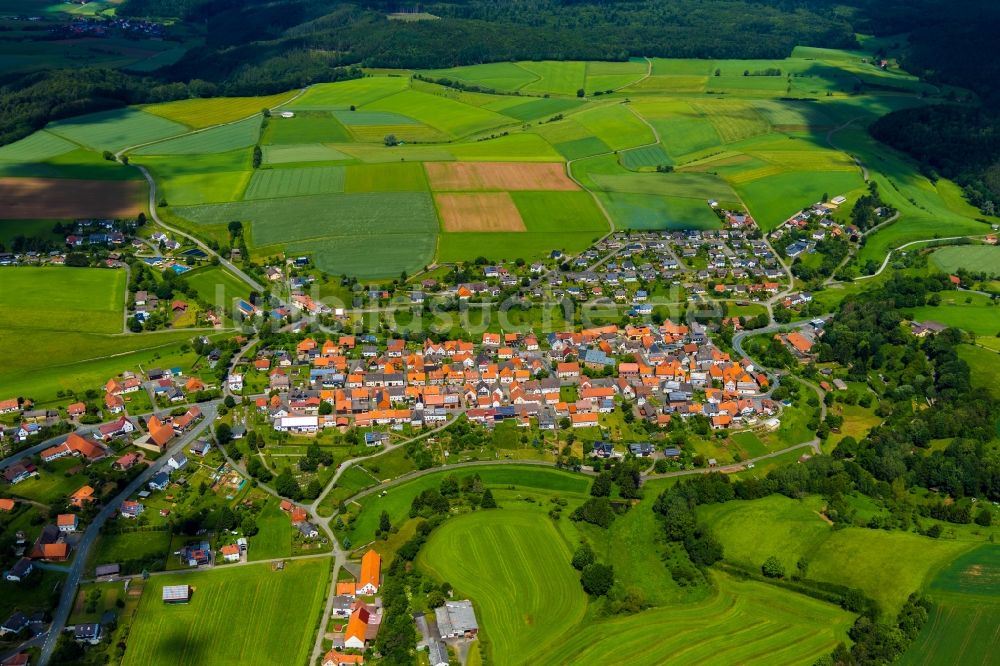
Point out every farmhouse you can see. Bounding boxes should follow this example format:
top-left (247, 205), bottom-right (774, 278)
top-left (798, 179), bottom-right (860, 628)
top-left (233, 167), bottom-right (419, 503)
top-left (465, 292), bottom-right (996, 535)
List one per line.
top-left (344, 601), bottom-right (382, 649)
top-left (357, 549), bottom-right (381, 595)
top-left (3, 463), bottom-right (35, 485)
top-left (70, 485), bottom-right (96, 507)
top-left (323, 650), bottom-right (364, 666)
top-left (120, 500), bottom-right (144, 518)
top-left (57, 514), bottom-right (78, 532)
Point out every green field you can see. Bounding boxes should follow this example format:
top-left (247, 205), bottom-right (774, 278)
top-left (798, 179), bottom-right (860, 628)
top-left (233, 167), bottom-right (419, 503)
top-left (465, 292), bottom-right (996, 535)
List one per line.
top-left (418, 508), bottom-right (587, 665)
top-left (121, 559), bottom-right (329, 666)
top-left (184, 266), bottom-right (250, 314)
top-left (144, 92), bottom-right (298, 129)
top-left (957, 345), bottom-right (1000, 399)
top-left (0, 266), bottom-right (124, 334)
top-left (0, 53), bottom-right (991, 281)
top-left (533, 570), bottom-right (853, 665)
top-left (47, 108), bottom-right (187, 153)
top-left (929, 245), bottom-right (1000, 276)
top-left (699, 495), bottom-right (974, 615)
top-left (243, 166), bottom-right (346, 199)
top-left (132, 117), bottom-right (262, 156)
top-left (900, 545), bottom-right (1000, 666)
top-left (905, 292), bottom-right (1000, 336)
top-left (174, 191), bottom-right (438, 277)
top-left (341, 465), bottom-right (591, 545)
top-left (248, 498), bottom-right (293, 561)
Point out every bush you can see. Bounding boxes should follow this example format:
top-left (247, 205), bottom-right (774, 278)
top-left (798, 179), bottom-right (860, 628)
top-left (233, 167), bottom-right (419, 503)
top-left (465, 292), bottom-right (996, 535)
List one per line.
top-left (580, 563), bottom-right (614, 596)
top-left (761, 555), bottom-right (785, 578)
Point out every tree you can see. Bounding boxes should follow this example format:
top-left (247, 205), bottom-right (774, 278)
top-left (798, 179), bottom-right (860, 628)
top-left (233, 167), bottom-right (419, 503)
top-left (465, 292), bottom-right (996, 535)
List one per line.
top-left (481, 488), bottom-right (497, 509)
top-left (761, 556), bottom-right (785, 578)
top-left (274, 468), bottom-right (302, 500)
top-left (591, 472), bottom-right (612, 497)
top-left (224, 395), bottom-right (236, 409)
top-left (241, 515), bottom-right (258, 536)
top-left (580, 563), bottom-right (614, 596)
top-left (252, 145), bottom-right (262, 168)
top-left (384, 134), bottom-right (398, 146)
top-left (379, 510), bottom-right (392, 534)
top-left (576, 88), bottom-right (585, 98)
top-left (975, 508), bottom-right (993, 526)
top-left (228, 220), bottom-right (243, 237)
top-left (215, 422), bottom-right (232, 444)
top-left (571, 543), bottom-right (595, 570)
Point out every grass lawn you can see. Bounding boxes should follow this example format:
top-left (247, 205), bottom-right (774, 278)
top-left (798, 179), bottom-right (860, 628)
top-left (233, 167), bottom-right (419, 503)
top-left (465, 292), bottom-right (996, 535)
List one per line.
top-left (10, 456), bottom-right (89, 504)
top-left (905, 293), bottom-right (1000, 336)
top-left (0, 568), bottom-right (65, 619)
top-left (69, 581), bottom-right (127, 624)
top-left (0, 266), bottom-right (124, 334)
top-left (248, 497), bottom-right (292, 561)
top-left (532, 569), bottom-right (854, 665)
top-left (956, 345), bottom-right (1000, 399)
top-left (183, 265), bottom-right (251, 316)
top-left (89, 530), bottom-right (173, 572)
top-left (121, 559), bottom-right (330, 666)
top-left (418, 507), bottom-right (587, 665)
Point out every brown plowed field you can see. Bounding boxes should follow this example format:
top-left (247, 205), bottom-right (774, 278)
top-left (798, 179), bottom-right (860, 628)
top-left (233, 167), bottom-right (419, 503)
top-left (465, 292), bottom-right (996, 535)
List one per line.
top-left (425, 162), bottom-right (578, 191)
top-left (0, 178), bottom-right (144, 219)
top-left (436, 193), bottom-right (526, 232)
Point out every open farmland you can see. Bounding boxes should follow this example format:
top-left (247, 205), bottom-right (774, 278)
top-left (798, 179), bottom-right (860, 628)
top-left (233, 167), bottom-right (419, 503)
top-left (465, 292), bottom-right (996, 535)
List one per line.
top-left (0, 178), bottom-right (144, 218)
top-left (132, 117), bottom-right (262, 156)
top-left (46, 108), bottom-right (187, 153)
top-left (418, 508), bottom-right (587, 665)
top-left (0, 52), bottom-right (989, 283)
top-left (143, 92), bottom-right (298, 129)
top-left (425, 161), bottom-right (576, 191)
top-left (699, 495), bottom-right (974, 615)
top-left (533, 571), bottom-right (853, 665)
top-left (437, 193), bottom-right (526, 231)
top-left (0, 266), bottom-right (124, 334)
top-left (121, 559), bottom-right (329, 666)
top-left (900, 545), bottom-right (1000, 666)
top-left (930, 245), bottom-right (1000, 276)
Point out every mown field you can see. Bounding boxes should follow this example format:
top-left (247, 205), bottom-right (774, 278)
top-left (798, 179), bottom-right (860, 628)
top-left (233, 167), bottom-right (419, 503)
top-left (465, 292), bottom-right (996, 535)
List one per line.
top-left (929, 245), bottom-right (1000, 276)
top-left (122, 559), bottom-right (329, 666)
top-left (418, 508), bottom-right (587, 665)
top-left (0, 266), bottom-right (124, 334)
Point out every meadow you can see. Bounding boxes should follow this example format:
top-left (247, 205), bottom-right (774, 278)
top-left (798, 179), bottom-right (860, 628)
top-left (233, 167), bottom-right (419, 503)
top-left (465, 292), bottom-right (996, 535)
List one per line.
top-left (699, 494), bottom-right (974, 615)
top-left (247, 498), bottom-right (293, 561)
top-left (121, 559), bottom-right (329, 666)
top-left (532, 570), bottom-right (853, 665)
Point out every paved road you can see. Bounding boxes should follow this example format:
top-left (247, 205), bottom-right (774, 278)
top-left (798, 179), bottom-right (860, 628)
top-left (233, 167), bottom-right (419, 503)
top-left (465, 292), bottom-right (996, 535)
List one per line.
top-left (38, 405), bottom-right (218, 666)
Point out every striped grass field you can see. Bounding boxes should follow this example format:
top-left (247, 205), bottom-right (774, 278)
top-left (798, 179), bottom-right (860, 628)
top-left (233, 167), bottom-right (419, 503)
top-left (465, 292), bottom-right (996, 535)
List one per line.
top-left (122, 559), bottom-right (329, 666)
top-left (243, 166), bottom-right (346, 199)
top-left (418, 508), bottom-right (588, 665)
top-left (132, 117), bottom-right (262, 156)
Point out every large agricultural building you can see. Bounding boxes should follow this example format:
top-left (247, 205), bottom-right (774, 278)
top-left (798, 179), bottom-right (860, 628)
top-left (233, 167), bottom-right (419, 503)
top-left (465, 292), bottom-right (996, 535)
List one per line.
top-left (162, 584), bottom-right (191, 604)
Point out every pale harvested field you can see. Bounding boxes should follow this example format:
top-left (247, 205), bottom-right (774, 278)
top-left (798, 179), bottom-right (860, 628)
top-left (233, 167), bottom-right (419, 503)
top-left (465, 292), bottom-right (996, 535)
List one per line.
top-left (425, 161), bottom-right (578, 191)
top-left (436, 193), bottom-right (526, 231)
top-left (0, 178), bottom-right (144, 218)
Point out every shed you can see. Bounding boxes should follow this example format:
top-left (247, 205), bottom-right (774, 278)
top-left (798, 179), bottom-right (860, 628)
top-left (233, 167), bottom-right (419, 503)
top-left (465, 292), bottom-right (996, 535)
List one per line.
top-left (162, 585), bottom-right (191, 604)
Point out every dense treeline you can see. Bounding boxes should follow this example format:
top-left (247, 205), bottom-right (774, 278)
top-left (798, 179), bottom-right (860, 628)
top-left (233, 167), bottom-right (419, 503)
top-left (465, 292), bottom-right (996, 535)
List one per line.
top-left (816, 276), bottom-right (1000, 500)
top-left (857, 0), bottom-right (1000, 211)
top-left (0, 61), bottom-right (361, 147)
top-left (870, 105), bottom-right (1000, 214)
